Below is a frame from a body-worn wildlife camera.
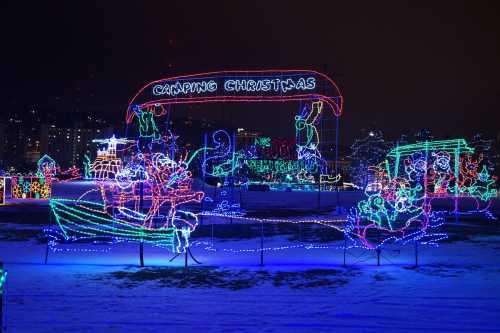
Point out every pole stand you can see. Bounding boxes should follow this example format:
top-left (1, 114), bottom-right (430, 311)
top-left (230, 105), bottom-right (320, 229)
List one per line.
top-left (139, 241), bottom-right (144, 267)
top-left (169, 247), bottom-right (202, 268)
top-left (343, 237), bottom-right (347, 266)
top-left (260, 222), bottom-right (264, 266)
top-left (44, 244), bottom-right (50, 265)
top-left (415, 240), bottom-right (419, 267)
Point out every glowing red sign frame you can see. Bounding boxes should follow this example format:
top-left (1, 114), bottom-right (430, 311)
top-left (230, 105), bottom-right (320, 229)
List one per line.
top-left (126, 69), bottom-right (343, 123)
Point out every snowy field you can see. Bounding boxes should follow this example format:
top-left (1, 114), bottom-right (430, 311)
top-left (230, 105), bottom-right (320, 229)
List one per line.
top-left (0, 181), bottom-right (499, 332)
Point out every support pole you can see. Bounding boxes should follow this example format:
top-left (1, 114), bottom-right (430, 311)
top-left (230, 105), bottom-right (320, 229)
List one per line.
top-left (0, 262), bottom-right (3, 333)
top-left (169, 247), bottom-right (201, 267)
top-left (423, 141), bottom-right (430, 229)
top-left (44, 208), bottom-right (52, 265)
top-left (230, 132), bottom-right (236, 225)
top-left (317, 172), bottom-right (321, 211)
top-left (211, 223), bottom-right (214, 248)
top-left (335, 112), bottom-right (341, 212)
top-left (415, 240), bottom-right (419, 267)
top-left (317, 95), bottom-right (323, 212)
top-left (298, 222), bottom-right (302, 242)
top-left (44, 241), bottom-right (50, 265)
top-left (139, 241), bottom-right (144, 267)
top-left (260, 221), bottom-right (264, 266)
top-left (343, 237), bottom-right (347, 266)
top-left (200, 133), bottom-right (208, 225)
top-left (454, 146), bottom-right (460, 223)
top-left (139, 177), bottom-right (145, 267)
top-left (376, 248), bottom-right (381, 266)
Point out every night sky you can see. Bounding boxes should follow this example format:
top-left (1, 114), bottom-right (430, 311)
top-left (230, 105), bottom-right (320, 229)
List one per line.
top-left (2, 1), bottom-right (500, 143)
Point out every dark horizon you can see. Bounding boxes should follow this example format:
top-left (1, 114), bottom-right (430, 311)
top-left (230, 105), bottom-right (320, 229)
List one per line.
top-left (2, 1), bottom-right (500, 144)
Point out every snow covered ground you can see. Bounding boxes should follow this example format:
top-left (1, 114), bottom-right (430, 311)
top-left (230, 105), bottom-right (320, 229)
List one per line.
top-left (0, 182), bottom-right (499, 332)
top-left (1, 235), bottom-right (500, 332)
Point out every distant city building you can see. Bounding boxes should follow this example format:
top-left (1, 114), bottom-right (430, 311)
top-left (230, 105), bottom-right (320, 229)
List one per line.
top-left (41, 124), bottom-right (115, 168)
top-left (0, 118), bottom-right (37, 170)
top-left (0, 106), bottom-right (116, 171)
top-left (0, 122), bottom-right (114, 170)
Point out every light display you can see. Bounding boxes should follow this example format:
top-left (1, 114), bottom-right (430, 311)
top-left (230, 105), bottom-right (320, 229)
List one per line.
top-left (11, 176), bottom-right (51, 199)
top-left (201, 130), bottom-right (240, 178)
top-left (126, 70), bottom-right (343, 123)
top-left (90, 135), bottom-right (135, 180)
top-left (83, 154), bottom-right (92, 179)
top-left (254, 137), bottom-right (296, 160)
top-left (39, 69), bottom-right (498, 264)
top-left (37, 154), bottom-right (57, 175)
top-left (346, 139), bottom-right (497, 249)
top-left (48, 69), bottom-right (345, 257)
top-left (197, 101), bottom-right (335, 189)
top-left (151, 77), bottom-right (317, 96)
top-left (0, 177), bottom-right (5, 205)
top-left (51, 148), bottom-right (204, 252)
top-left (57, 166), bottom-right (81, 182)
top-left (245, 159), bottom-right (314, 176)
top-left (125, 69), bottom-right (344, 191)
top-left (50, 199), bottom-right (178, 251)
top-left (320, 173), bottom-right (342, 191)
top-left (49, 113), bottom-right (204, 253)
top-left (133, 105), bottom-right (165, 141)
top-left (295, 101), bottom-right (322, 160)
top-left (36, 154), bottom-right (57, 187)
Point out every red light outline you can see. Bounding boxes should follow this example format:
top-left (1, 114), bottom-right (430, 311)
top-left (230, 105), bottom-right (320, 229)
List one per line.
top-left (126, 69), bottom-right (344, 123)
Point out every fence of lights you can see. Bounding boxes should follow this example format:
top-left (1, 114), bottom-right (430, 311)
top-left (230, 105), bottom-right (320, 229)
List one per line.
top-left (46, 69), bottom-right (346, 254)
top-left (345, 139), bottom-right (498, 249)
top-left (9, 154), bottom-right (85, 201)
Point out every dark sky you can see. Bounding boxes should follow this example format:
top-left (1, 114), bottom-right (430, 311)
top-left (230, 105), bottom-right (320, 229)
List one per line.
top-left (2, 1), bottom-right (500, 143)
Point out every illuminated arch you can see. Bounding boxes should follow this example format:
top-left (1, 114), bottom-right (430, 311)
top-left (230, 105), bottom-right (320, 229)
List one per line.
top-left (126, 69), bottom-right (343, 123)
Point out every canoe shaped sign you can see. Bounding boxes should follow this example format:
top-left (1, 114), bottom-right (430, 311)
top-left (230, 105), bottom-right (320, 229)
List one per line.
top-left (126, 69), bottom-right (343, 123)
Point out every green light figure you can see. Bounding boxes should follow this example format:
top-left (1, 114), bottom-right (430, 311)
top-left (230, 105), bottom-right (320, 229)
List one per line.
top-left (468, 165), bottom-right (497, 201)
top-left (133, 105), bottom-right (165, 152)
top-left (135, 106), bottom-right (161, 140)
top-left (255, 136), bottom-right (271, 148)
top-left (83, 154), bottom-right (92, 179)
top-left (295, 101), bottom-right (322, 161)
